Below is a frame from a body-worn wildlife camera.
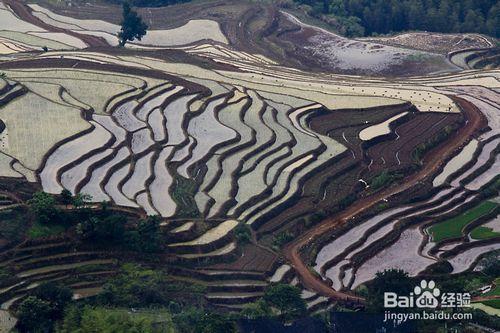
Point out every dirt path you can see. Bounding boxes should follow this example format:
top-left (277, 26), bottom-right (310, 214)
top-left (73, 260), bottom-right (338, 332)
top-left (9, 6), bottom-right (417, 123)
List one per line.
top-left (283, 96), bottom-right (486, 302)
top-left (473, 295), bottom-right (500, 303)
top-left (2, 0), bottom-right (109, 47)
top-left (0, 190), bottom-right (22, 203)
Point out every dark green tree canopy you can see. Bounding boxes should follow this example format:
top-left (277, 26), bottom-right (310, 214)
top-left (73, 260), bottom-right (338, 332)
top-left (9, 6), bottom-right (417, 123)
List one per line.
top-left (365, 268), bottom-right (412, 312)
top-left (16, 296), bottom-right (53, 333)
top-left (28, 191), bottom-right (58, 224)
top-left (118, 2), bottom-right (148, 46)
top-left (294, 0), bottom-right (500, 37)
top-left (264, 283), bottom-right (307, 321)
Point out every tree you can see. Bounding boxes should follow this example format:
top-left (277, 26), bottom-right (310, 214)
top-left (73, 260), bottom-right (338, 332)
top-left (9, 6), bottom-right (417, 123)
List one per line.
top-left (128, 216), bottom-right (162, 252)
top-left (173, 307), bottom-right (236, 333)
top-left (118, 2), bottom-right (148, 47)
top-left (60, 189), bottom-right (73, 206)
top-left (461, 9), bottom-right (485, 33)
top-left (234, 222), bottom-right (251, 244)
top-left (481, 252), bottom-right (500, 277)
top-left (366, 268), bottom-right (412, 312)
top-left (73, 193), bottom-right (92, 209)
top-left (486, 4), bottom-right (500, 37)
top-left (58, 306), bottom-right (167, 333)
top-left (76, 218), bottom-right (97, 240)
top-left (95, 214), bottom-right (125, 242)
top-left (76, 215), bottom-right (125, 243)
top-left (263, 284), bottom-right (306, 321)
top-left (272, 231), bottom-right (294, 249)
top-left (16, 296), bottom-right (53, 333)
top-left (100, 200), bottom-right (110, 213)
top-left (28, 191), bottom-right (58, 223)
top-left (240, 299), bottom-right (271, 319)
top-left (33, 282), bottom-right (73, 318)
top-left (322, 0), bottom-right (330, 14)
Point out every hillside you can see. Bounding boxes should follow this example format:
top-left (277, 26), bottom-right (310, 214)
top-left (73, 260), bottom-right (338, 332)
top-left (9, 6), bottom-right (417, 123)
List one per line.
top-left (0, 0), bottom-right (498, 332)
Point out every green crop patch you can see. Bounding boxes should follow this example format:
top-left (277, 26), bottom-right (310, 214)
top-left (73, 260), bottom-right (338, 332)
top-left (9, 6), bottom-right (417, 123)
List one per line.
top-left (428, 201), bottom-right (498, 242)
top-left (470, 225), bottom-right (500, 240)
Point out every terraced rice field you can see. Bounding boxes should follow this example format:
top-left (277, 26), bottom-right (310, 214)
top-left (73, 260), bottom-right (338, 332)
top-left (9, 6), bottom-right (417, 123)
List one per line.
top-left (470, 216), bottom-right (500, 240)
top-left (0, 0), bottom-right (498, 315)
top-left (428, 201), bottom-right (498, 242)
top-left (315, 117), bottom-right (500, 290)
top-left (1, 48), bottom-right (499, 293)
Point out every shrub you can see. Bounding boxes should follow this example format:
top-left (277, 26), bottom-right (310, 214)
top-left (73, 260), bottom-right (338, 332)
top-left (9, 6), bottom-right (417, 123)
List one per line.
top-left (16, 296), bottom-right (53, 333)
top-left (60, 189), bottom-right (73, 206)
top-left (369, 170), bottom-right (402, 191)
top-left (28, 191), bottom-right (58, 224)
top-left (365, 269), bottom-right (412, 312)
top-left (272, 231), bottom-right (294, 249)
top-left (33, 282), bottom-right (73, 318)
top-left (173, 307), bottom-right (236, 333)
top-left (264, 284), bottom-right (306, 321)
top-left (234, 223), bottom-right (252, 244)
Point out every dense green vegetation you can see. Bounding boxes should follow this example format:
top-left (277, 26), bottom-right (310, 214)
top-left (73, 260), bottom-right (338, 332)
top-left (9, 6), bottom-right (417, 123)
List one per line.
top-left (57, 307), bottom-right (176, 333)
top-left (293, 0), bottom-right (500, 37)
top-left (369, 170), bottom-right (402, 191)
top-left (16, 283), bottom-right (73, 333)
top-left (98, 264), bottom-right (205, 308)
top-left (0, 208), bottom-right (30, 242)
top-left (482, 299), bottom-right (500, 309)
top-left (13, 262), bottom-right (309, 332)
top-left (263, 284), bottom-right (307, 320)
top-left (470, 224), bottom-right (500, 240)
top-left (359, 266), bottom-right (500, 332)
top-left (23, 190), bottom-right (166, 253)
top-left (28, 191), bottom-right (58, 224)
top-left (362, 269), bottom-right (413, 312)
top-left (234, 222), bottom-right (252, 244)
top-left (28, 220), bottom-right (67, 238)
top-left (428, 201), bottom-right (498, 242)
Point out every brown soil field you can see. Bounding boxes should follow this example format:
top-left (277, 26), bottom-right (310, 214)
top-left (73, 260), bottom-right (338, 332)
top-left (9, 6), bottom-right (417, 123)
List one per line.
top-left (208, 243), bottom-right (277, 272)
top-left (366, 112), bottom-right (463, 176)
top-left (254, 104), bottom-right (463, 238)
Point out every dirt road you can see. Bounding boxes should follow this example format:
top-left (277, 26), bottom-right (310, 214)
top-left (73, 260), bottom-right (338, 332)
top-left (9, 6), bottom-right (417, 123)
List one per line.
top-left (283, 96), bottom-right (486, 302)
top-left (473, 295), bottom-right (500, 303)
top-left (3, 0), bottom-right (109, 47)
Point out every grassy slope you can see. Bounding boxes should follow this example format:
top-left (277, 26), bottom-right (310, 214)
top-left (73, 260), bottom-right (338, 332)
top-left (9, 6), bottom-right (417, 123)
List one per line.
top-left (28, 221), bottom-right (67, 238)
top-left (429, 201), bottom-right (498, 242)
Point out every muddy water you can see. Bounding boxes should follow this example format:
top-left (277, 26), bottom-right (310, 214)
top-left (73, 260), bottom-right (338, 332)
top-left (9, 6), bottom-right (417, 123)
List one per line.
top-left (351, 228), bottom-right (435, 288)
top-left (448, 243), bottom-right (500, 273)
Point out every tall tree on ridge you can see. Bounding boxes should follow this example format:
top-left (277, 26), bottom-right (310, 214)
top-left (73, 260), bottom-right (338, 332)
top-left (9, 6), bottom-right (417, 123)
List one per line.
top-left (118, 2), bottom-right (148, 47)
